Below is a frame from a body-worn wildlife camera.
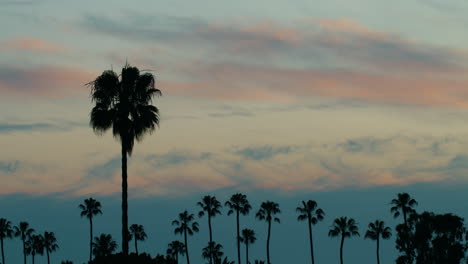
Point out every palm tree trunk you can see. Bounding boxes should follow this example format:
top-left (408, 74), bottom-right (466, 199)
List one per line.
top-left (175, 253), bottom-right (178, 264)
top-left (236, 211), bottom-right (241, 264)
top-left (32, 253), bottom-right (34, 264)
top-left (184, 229), bottom-right (190, 264)
top-left (1, 237), bottom-right (5, 264)
top-left (47, 249), bottom-right (50, 264)
top-left (208, 215), bottom-right (213, 264)
top-left (376, 237), bottom-right (380, 264)
top-left (340, 235), bottom-right (344, 264)
top-left (267, 220), bottom-right (271, 264)
top-left (308, 220), bottom-right (314, 264)
top-left (89, 217), bottom-right (93, 263)
top-left (245, 242), bottom-right (249, 264)
top-left (22, 238), bottom-right (26, 264)
top-left (121, 142), bottom-right (129, 256)
top-left (135, 239), bottom-right (138, 255)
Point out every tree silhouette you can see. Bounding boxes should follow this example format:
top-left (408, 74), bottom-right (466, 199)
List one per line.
top-left (172, 211), bottom-right (199, 264)
top-left (92, 234), bottom-right (117, 257)
top-left (43, 231), bottom-right (58, 264)
top-left (88, 64), bottom-right (161, 255)
top-left (365, 220), bottom-right (392, 264)
top-left (198, 195), bottom-right (222, 264)
top-left (79, 197), bottom-right (102, 262)
top-left (14, 222), bottom-right (35, 264)
top-left (225, 193), bottom-right (251, 264)
top-left (391, 193), bottom-right (417, 263)
top-left (202, 242), bottom-right (223, 263)
top-left (129, 224), bottom-right (147, 255)
top-left (328, 217), bottom-right (359, 264)
top-left (256, 201), bottom-right (281, 264)
top-left (296, 200), bottom-right (325, 264)
top-left (26, 234), bottom-right (44, 264)
top-left (240, 228), bottom-right (256, 264)
top-left (0, 218), bottom-right (13, 264)
top-left (167, 240), bottom-right (186, 264)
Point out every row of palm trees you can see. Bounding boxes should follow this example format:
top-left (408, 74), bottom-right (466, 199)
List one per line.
top-left (0, 219), bottom-right (58, 264)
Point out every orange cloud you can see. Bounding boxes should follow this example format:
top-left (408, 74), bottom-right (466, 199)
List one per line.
top-left (0, 37), bottom-right (64, 54)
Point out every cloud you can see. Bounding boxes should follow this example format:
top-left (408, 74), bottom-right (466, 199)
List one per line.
top-left (235, 145), bottom-right (292, 160)
top-left (145, 151), bottom-right (213, 169)
top-left (0, 123), bottom-right (53, 133)
top-left (0, 161), bottom-right (19, 174)
top-left (87, 157), bottom-right (121, 180)
top-left (0, 38), bottom-right (64, 54)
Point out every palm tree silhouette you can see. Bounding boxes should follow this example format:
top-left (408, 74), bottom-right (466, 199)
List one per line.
top-left (88, 64), bottom-right (161, 255)
top-left (296, 200), bottom-right (325, 264)
top-left (365, 220), bottom-right (392, 264)
top-left (328, 217), bottom-right (359, 264)
top-left (92, 234), bottom-right (118, 257)
top-left (256, 201), bottom-right (281, 264)
top-left (167, 240), bottom-right (186, 264)
top-left (225, 193), bottom-right (251, 264)
top-left (240, 228), bottom-right (256, 264)
top-left (202, 241), bottom-right (223, 263)
top-left (129, 224), bottom-right (147, 255)
top-left (390, 193), bottom-right (418, 228)
top-left (0, 218), bottom-right (13, 264)
top-left (25, 234), bottom-right (44, 264)
top-left (79, 197), bottom-right (102, 262)
top-left (198, 195), bottom-right (222, 264)
top-left (14, 222), bottom-right (35, 264)
top-left (172, 211), bottom-right (199, 264)
top-left (43, 231), bottom-right (58, 264)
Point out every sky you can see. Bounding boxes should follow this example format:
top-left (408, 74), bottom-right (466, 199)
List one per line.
top-left (1, 0), bottom-right (468, 263)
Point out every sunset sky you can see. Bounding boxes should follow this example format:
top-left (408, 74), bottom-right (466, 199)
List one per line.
top-left (1, 0), bottom-right (468, 263)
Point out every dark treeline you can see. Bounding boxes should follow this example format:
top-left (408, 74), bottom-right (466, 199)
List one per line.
top-left (1, 192), bottom-right (467, 264)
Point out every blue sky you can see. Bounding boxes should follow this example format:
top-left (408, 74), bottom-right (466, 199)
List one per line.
top-left (1, 0), bottom-right (468, 263)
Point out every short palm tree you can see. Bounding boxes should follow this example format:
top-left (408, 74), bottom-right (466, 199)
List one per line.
top-left (328, 217), bottom-right (359, 264)
top-left (92, 234), bottom-right (117, 257)
top-left (88, 64), bottom-right (161, 255)
top-left (172, 211), bottom-right (199, 264)
top-left (198, 195), bottom-right (222, 264)
top-left (240, 228), bottom-right (256, 264)
top-left (390, 193), bottom-right (418, 228)
top-left (43, 231), bottom-right (58, 264)
top-left (167, 240), bottom-right (185, 264)
top-left (129, 224), bottom-right (147, 255)
top-left (203, 241), bottom-right (223, 263)
top-left (296, 200), bottom-right (325, 264)
top-left (25, 234), bottom-right (44, 264)
top-left (0, 218), bottom-right (13, 264)
top-left (365, 220), bottom-right (392, 264)
top-left (225, 193), bottom-right (251, 264)
top-left (256, 201), bottom-right (281, 264)
top-left (79, 197), bottom-right (102, 262)
top-left (14, 222), bottom-right (35, 264)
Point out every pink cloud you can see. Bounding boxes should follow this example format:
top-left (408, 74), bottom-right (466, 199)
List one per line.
top-left (0, 37), bottom-right (65, 54)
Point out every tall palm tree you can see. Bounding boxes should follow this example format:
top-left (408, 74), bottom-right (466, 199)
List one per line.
top-left (198, 195), bottom-right (222, 264)
top-left (328, 217), bottom-right (359, 264)
top-left (390, 193), bottom-right (418, 228)
top-left (296, 200), bottom-right (325, 264)
top-left (25, 234), bottom-right (44, 264)
top-left (43, 231), bottom-right (58, 264)
top-left (0, 218), bottom-right (13, 264)
top-left (172, 211), bottom-right (199, 264)
top-left (92, 234), bottom-right (117, 257)
top-left (365, 220), bottom-right (392, 264)
top-left (129, 224), bottom-right (147, 255)
top-left (79, 197), bottom-right (102, 262)
top-left (240, 228), bottom-right (256, 264)
top-left (88, 64), bottom-right (161, 255)
top-left (225, 193), bottom-right (251, 264)
top-left (167, 240), bottom-right (186, 264)
top-left (202, 242), bottom-right (223, 263)
top-left (256, 201), bottom-right (281, 264)
top-left (14, 222), bottom-right (35, 264)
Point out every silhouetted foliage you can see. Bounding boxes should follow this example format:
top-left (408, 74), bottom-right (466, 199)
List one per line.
top-left (25, 234), bottom-right (44, 264)
top-left (391, 193), bottom-right (418, 263)
top-left (167, 240), bottom-right (185, 264)
top-left (129, 224), bottom-right (147, 255)
top-left (88, 64), bottom-right (161, 255)
top-left (202, 241), bottom-right (224, 263)
top-left (91, 253), bottom-right (175, 264)
top-left (328, 217), bottom-right (359, 264)
top-left (43, 231), bottom-right (58, 264)
top-left (256, 201), bottom-right (281, 264)
top-left (365, 220), bottom-right (391, 264)
top-left (79, 197), bottom-right (102, 263)
top-left (172, 211), bottom-right (199, 264)
top-left (0, 218), bottom-right (13, 264)
top-left (61, 261), bottom-right (73, 264)
top-left (226, 193), bottom-right (251, 264)
top-left (215, 256), bottom-right (235, 264)
top-left (297, 200), bottom-right (325, 264)
top-left (198, 195), bottom-right (222, 264)
top-left (92, 234), bottom-right (117, 258)
top-left (240, 228), bottom-right (256, 264)
top-left (14, 221), bottom-right (35, 264)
